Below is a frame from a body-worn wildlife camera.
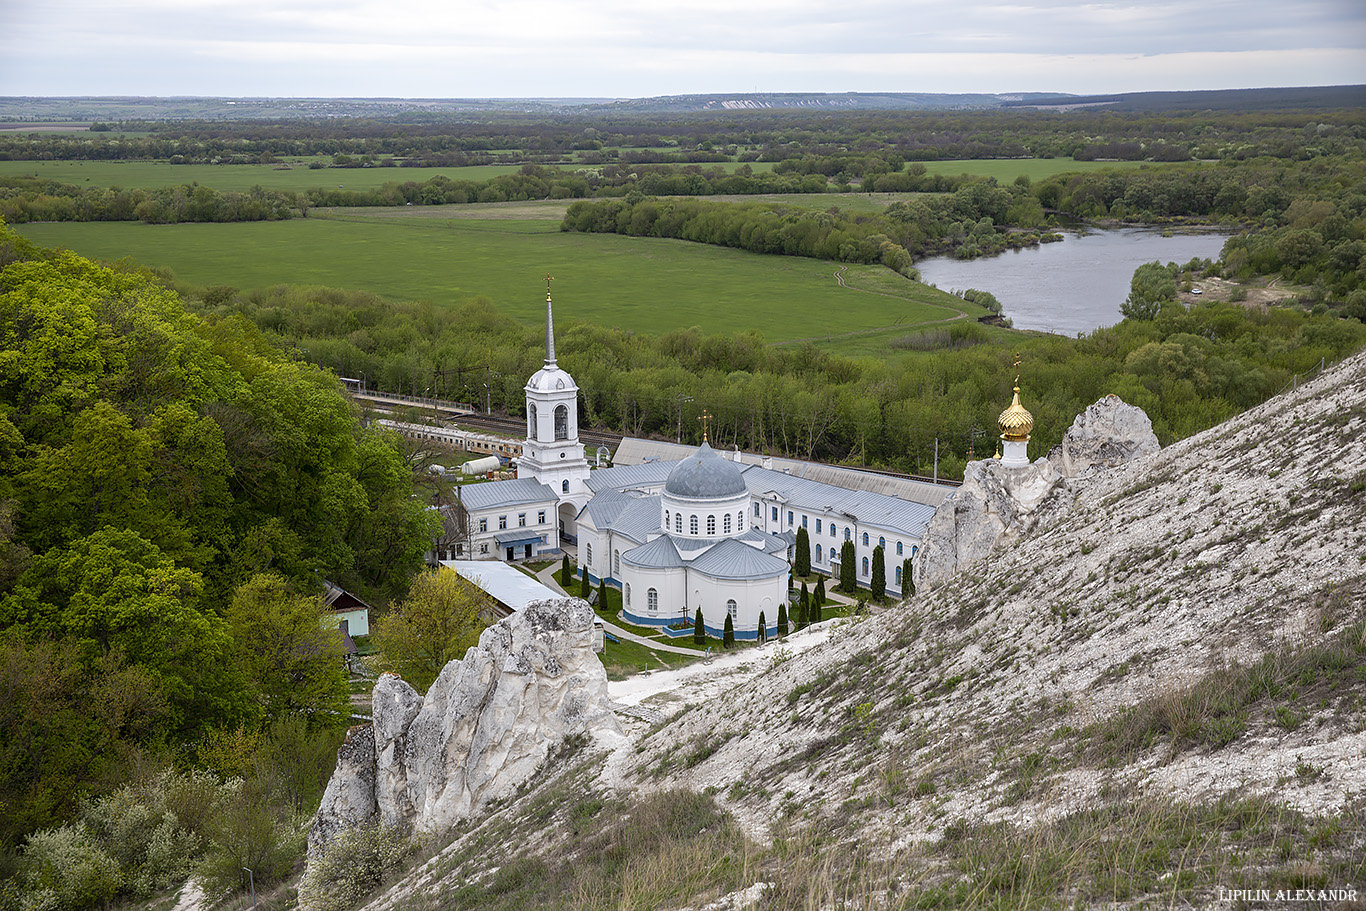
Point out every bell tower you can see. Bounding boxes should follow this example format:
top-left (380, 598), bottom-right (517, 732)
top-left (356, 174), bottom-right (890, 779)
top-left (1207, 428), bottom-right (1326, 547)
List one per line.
top-left (518, 279), bottom-right (591, 515)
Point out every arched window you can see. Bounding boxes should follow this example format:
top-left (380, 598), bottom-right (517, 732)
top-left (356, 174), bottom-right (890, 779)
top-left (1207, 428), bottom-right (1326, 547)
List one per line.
top-left (726, 599), bottom-right (737, 618)
top-left (911, 545), bottom-right (918, 558)
top-left (896, 541), bottom-right (903, 556)
top-left (625, 583), bottom-right (631, 607)
top-left (675, 514), bottom-right (682, 533)
top-left (527, 402), bottom-right (537, 437)
top-left (844, 528), bottom-right (851, 541)
top-left (815, 544), bottom-right (822, 562)
top-left (690, 516), bottom-right (698, 535)
top-left (723, 514), bottom-right (732, 534)
top-left (553, 404), bottom-right (569, 441)
top-left (862, 556), bottom-right (869, 576)
top-left (613, 550), bottom-right (620, 575)
top-left (707, 515), bottom-right (716, 535)
top-left (862, 532), bottom-right (869, 546)
top-left (562, 479), bottom-right (569, 493)
top-left (879, 536), bottom-right (885, 550)
top-left (895, 566), bottom-right (902, 587)
top-left (586, 543), bottom-right (592, 567)
top-left (647, 588), bottom-right (658, 613)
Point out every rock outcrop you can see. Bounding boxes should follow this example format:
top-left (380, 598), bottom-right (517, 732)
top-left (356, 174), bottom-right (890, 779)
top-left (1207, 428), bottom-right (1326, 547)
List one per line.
top-left (917, 394), bottom-right (1159, 588)
top-left (308, 596), bottom-right (620, 856)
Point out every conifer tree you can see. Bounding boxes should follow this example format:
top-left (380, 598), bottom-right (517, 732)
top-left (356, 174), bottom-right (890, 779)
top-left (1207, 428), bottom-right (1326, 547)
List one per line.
top-left (598, 577), bottom-right (608, 612)
top-left (693, 607), bottom-right (704, 645)
top-left (561, 553), bottom-right (571, 584)
top-left (839, 540), bottom-right (856, 592)
top-left (723, 613), bottom-right (734, 649)
top-left (796, 586), bottom-right (808, 630)
top-left (813, 577), bottom-right (826, 624)
top-left (902, 557), bottom-right (915, 597)
top-left (794, 526), bottom-right (810, 577)
top-left (777, 603), bottom-right (789, 637)
top-left (579, 566), bottom-right (590, 600)
top-left (757, 610), bottom-right (767, 644)
top-left (871, 545), bottom-right (886, 602)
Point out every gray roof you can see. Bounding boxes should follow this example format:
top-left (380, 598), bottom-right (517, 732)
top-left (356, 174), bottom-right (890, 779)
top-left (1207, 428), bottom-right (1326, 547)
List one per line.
top-left (689, 538), bottom-right (789, 581)
top-left (663, 441), bottom-right (748, 499)
top-left (740, 465), bottom-right (937, 538)
top-left (456, 477), bottom-right (557, 511)
top-left (620, 534), bottom-right (684, 570)
top-left (612, 437), bottom-right (956, 507)
top-left (738, 527), bottom-right (793, 555)
top-left (586, 459), bottom-right (679, 494)
top-left (580, 489), bottom-right (662, 546)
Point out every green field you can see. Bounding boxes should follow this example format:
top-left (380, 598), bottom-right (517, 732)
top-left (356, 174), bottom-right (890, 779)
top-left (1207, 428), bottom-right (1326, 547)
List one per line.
top-left (0, 156), bottom-right (1168, 195)
top-left (16, 208), bottom-right (975, 344)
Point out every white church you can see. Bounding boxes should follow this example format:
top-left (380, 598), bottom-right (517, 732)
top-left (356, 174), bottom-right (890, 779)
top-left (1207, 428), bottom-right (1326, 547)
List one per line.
top-left (447, 289), bottom-right (962, 640)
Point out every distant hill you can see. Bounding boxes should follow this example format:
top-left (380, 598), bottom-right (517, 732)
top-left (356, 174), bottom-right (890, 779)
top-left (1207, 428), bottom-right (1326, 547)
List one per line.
top-left (2, 85), bottom-right (1361, 122)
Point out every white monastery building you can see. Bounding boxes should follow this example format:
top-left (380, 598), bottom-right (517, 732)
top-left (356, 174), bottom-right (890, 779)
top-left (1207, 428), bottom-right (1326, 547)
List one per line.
top-left (447, 288), bottom-right (958, 639)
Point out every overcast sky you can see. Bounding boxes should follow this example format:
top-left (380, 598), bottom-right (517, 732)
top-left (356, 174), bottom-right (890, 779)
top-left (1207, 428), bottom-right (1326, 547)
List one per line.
top-left (3, 0), bottom-right (1364, 99)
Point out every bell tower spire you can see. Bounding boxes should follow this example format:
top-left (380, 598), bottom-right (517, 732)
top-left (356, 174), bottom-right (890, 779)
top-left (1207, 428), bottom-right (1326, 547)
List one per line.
top-left (543, 274), bottom-right (556, 367)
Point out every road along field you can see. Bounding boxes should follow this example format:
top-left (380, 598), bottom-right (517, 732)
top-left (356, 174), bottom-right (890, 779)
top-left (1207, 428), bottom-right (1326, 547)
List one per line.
top-left (16, 205), bottom-right (982, 345)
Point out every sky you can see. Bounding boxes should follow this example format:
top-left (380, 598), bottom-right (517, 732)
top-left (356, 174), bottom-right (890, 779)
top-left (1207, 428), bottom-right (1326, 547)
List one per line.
top-left (3, 0), bottom-right (1364, 99)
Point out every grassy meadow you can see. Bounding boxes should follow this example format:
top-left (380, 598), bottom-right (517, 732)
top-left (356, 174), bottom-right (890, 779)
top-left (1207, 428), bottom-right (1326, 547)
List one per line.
top-left (16, 206), bottom-right (977, 345)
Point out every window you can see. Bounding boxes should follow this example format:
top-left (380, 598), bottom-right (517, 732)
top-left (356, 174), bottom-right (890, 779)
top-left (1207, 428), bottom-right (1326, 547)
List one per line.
top-left (724, 514), bottom-right (732, 534)
top-left (727, 599), bottom-right (737, 618)
top-left (480, 543), bottom-right (488, 554)
top-left (771, 506), bottom-right (778, 522)
top-left (527, 402), bottom-right (537, 437)
top-left (647, 589), bottom-right (658, 613)
top-left (816, 518), bottom-right (822, 533)
top-left (675, 514), bottom-right (682, 533)
top-left (499, 516), bottom-right (508, 530)
top-left (518, 514), bottom-right (526, 527)
top-left (912, 545), bottom-right (918, 558)
top-left (614, 550), bottom-right (620, 575)
top-left (478, 518), bottom-right (488, 533)
top-left (562, 480), bottom-right (569, 493)
top-left (896, 541), bottom-right (903, 556)
top-left (802, 515), bottom-right (808, 528)
top-left (586, 543), bottom-right (592, 566)
top-left (538, 511), bottom-right (546, 524)
top-left (816, 544), bottom-right (822, 562)
top-left (707, 515), bottom-right (716, 535)
top-left (895, 566), bottom-right (902, 587)
top-left (554, 404), bottom-right (569, 440)
top-left (862, 532), bottom-right (869, 546)
top-left (878, 536), bottom-right (885, 549)
top-left (862, 556), bottom-right (869, 576)
top-left (830, 524), bottom-right (836, 538)
top-left (690, 515), bottom-right (698, 535)
top-left (665, 510), bottom-right (670, 528)
top-left (844, 528), bottom-right (851, 541)
top-left (456, 543), bottom-right (464, 555)
top-left (788, 510), bottom-right (794, 525)
top-left (753, 503), bottom-right (760, 517)
top-left (625, 583), bottom-right (631, 607)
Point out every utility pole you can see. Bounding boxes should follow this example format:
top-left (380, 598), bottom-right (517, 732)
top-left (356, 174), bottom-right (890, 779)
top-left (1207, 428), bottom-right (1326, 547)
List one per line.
top-left (677, 393), bottom-right (693, 443)
top-left (933, 438), bottom-right (938, 483)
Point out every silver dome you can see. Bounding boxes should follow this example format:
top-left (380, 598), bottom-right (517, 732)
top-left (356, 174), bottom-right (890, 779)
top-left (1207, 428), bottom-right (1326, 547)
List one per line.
top-left (663, 442), bottom-right (747, 499)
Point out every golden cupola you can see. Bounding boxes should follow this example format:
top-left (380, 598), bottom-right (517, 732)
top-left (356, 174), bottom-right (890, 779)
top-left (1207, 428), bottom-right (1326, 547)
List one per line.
top-left (997, 354), bottom-right (1034, 443)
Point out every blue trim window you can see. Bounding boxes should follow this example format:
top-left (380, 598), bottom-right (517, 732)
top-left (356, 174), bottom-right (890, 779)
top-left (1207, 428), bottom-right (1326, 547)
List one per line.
top-left (788, 510), bottom-right (794, 525)
top-left (862, 532), bottom-right (869, 546)
top-left (754, 503), bottom-right (760, 517)
top-left (844, 528), bottom-right (851, 541)
top-left (815, 518), bottom-right (822, 533)
top-left (802, 515), bottom-right (808, 528)
top-left (878, 536), bottom-right (885, 549)
top-left (816, 544), bottom-right (822, 562)
top-left (896, 541), bottom-right (903, 556)
top-left (771, 506), bottom-right (778, 521)
top-left (895, 566), bottom-right (902, 586)
top-left (862, 556), bottom-right (869, 576)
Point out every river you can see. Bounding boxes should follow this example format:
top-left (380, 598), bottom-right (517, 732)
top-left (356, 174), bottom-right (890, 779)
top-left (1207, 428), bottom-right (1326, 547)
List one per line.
top-left (914, 228), bottom-right (1234, 336)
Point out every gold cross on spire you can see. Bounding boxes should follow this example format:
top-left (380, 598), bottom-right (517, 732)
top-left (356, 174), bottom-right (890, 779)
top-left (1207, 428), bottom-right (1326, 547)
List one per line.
top-left (544, 273), bottom-right (555, 298)
top-left (698, 409), bottom-right (712, 443)
top-left (1013, 352), bottom-right (1022, 390)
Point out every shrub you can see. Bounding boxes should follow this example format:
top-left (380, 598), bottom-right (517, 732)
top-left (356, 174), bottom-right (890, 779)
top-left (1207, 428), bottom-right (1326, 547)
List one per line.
top-left (297, 823), bottom-right (415, 911)
top-left (777, 603), bottom-right (788, 637)
top-left (693, 608), bottom-right (704, 646)
top-left (18, 823), bottom-right (122, 910)
top-left (723, 614), bottom-right (735, 649)
top-left (195, 776), bottom-right (304, 899)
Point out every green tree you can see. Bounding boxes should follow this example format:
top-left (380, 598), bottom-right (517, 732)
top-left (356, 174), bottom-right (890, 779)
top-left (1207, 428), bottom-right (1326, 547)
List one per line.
top-left (777, 603), bottom-right (788, 637)
top-left (372, 568), bottom-right (487, 693)
top-left (814, 577), bottom-right (826, 617)
top-left (723, 613), bottom-right (734, 649)
top-left (1121, 261), bottom-right (1177, 320)
top-left (798, 582), bottom-right (810, 630)
top-left (598, 577), bottom-right (608, 612)
top-left (693, 608), bottom-right (704, 646)
top-left (839, 541), bottom-right (856, 593)
top-left (871, 545), bottom-right (886, 602)
top-left (794, 526), bottom-right (810, 577)
top-left (579, 566), bottom-right (590, 600)
top-left (902, 557), bottom-right (915, 597)
top-left (757, 610), bottom-right (766, 644)
top-left (226, 573), bottom-right (349, 729)
top-left (561, 553), bottom-right (571, 583)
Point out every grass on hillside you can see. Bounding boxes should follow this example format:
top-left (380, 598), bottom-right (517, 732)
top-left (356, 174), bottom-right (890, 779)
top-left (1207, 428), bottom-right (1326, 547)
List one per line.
top-left (15, 217), bottom-right (970, 345)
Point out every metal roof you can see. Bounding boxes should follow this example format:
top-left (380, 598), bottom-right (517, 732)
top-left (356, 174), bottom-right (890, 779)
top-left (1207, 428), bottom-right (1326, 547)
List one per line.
top-left (585, 459), bottom-right (679, 494)
top-left (620, 534), bottom-right (685, 570)
top-left (456, 477), bottom-right (557, 511)
top-left (663, 441), bottom-right (748, 498)
top-left (738, 527), bottom-right (793, 555)
top-left (689, 538), bottom-right (790, 581)
top-left (579, 489), bottom-right (661, 545)
top-left (612, 437), bottom-right (955, 507)
top-left (442, 560), bottom-right (560, 612)
top-left (740, 465), bottom-right (938, 538)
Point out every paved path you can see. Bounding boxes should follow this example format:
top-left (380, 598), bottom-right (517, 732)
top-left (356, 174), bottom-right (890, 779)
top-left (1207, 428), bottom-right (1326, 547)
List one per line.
top-left (534, 562), bottom-right (707, 657)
